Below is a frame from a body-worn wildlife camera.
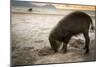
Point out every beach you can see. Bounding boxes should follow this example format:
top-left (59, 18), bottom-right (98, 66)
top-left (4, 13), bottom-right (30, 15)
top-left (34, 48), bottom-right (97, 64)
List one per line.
top-left (11, 7), bottom-right (96, 66)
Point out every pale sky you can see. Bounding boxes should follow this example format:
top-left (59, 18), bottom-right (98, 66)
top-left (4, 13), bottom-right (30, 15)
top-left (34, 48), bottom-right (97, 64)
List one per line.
top-left (14, 0), bottom-right (96, 5)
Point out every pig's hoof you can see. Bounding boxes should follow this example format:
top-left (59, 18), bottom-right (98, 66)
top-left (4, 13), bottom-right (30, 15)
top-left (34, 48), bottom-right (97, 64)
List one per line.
top-left (83, 47), bottom-right (86, 50)
top-left (53, 50), bottom-right (58, 53)
top-left (62, 50), bottom-right (67, 54)
top-left (84, 49), bottom-right (89, 55)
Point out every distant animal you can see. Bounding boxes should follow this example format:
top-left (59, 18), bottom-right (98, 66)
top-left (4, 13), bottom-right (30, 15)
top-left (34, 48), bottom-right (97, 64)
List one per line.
top-left (28, 8), bottom-right (32, 12)
top-left (49, 11), bottom-right (94, 54)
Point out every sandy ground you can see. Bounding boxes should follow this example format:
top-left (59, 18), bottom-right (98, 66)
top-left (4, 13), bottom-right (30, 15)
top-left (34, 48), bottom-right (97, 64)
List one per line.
top-left (11, 12), bottom-right (96, 66)
top-left (12, 39), bottom-right (96, 66)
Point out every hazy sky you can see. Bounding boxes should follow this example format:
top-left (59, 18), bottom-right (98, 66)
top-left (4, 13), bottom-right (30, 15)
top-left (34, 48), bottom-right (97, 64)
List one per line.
top-left (14, 0), bottom-right (96, 5)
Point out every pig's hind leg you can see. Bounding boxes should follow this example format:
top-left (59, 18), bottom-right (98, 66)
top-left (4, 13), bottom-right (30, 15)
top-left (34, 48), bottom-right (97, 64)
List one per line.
top-left (83, 31), bottom-right (90, 54)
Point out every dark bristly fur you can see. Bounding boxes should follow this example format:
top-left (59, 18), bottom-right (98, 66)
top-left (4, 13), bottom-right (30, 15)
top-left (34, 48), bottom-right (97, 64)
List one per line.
top-left (49, 11), bottom-right (94, 54)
